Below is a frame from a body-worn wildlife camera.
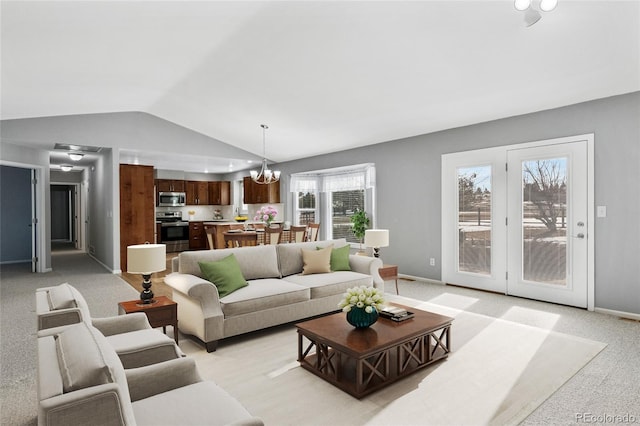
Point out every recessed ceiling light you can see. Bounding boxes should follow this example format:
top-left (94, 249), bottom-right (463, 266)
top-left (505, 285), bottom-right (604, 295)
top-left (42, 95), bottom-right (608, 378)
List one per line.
top-left (60, 165), bottom-right (72, 172)
top-left (68, 152), bottom-right (84, 161)
top-left (539, 0), bottom-right (558, 12)
top-left (54, 143), bottom-right (101, 153)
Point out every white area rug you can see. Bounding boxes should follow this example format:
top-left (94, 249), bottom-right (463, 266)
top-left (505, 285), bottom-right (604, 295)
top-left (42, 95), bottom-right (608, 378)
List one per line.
top-left (178, 294), bottom-right (606, 426)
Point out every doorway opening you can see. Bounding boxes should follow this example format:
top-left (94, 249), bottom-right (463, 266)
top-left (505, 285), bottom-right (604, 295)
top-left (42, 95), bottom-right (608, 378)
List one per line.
top-left (50, 183), bottom-right (83, 253)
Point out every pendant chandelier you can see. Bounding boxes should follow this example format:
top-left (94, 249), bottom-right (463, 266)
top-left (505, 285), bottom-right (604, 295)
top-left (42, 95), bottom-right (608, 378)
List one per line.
top-left (250, 124), bottom-right (281, 185)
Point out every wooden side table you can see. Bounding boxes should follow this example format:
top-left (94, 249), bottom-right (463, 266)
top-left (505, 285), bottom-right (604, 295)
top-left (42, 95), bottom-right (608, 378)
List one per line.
top-left (118, 295), bottom-right (178, 343)
top-left (379, 264), bottom-right (399, 295)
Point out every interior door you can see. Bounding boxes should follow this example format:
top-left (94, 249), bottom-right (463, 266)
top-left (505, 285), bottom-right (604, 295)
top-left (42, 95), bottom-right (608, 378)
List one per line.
top-left (506, 141), bottom-right (589, 308)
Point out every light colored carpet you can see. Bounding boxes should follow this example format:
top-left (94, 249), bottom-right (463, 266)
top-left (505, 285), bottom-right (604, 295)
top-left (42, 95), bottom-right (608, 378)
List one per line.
top-left (177, 294), bottom-right (606, 426)
top-left (0, 253), bottom-right (138, 426)
top-left (0, 253), bottom-right (608, 426)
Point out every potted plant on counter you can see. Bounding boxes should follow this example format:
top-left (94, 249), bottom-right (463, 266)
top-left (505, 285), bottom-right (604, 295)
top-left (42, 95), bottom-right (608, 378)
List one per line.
top-left (350, 207), bottom-right (369, 254)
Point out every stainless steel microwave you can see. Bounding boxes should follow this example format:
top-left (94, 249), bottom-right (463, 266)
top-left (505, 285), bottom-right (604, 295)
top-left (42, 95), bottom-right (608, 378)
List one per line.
top-left (158, 192), bottom-right (186, 207)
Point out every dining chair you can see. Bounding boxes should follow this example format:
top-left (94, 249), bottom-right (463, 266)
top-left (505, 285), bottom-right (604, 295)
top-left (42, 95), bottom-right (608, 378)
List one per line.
top-left (264, 226), bottom-right (283, 245)
top-left (224, 231), bottom-right (258, 248)
top-left (307, 222), bottom-right (320, 242)
top-left (204, 224), bottom-right (216, 250)
top-left (289, 226), bottom-right (307, 243)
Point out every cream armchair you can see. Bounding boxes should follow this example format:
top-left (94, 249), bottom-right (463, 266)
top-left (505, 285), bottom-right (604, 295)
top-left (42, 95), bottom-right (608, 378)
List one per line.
top-left (38, 322), bottom-right (263, 426)
top-left (36, 283), bottom-right (182, 368)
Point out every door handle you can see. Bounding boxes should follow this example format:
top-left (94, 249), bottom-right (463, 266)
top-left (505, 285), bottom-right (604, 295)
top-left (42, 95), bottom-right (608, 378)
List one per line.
top-left (575, 233), bottom-right (585, 239)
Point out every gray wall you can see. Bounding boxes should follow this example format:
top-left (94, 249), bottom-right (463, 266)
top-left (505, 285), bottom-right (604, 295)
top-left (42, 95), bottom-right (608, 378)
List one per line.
top-left (272, 92), bottom-right (640, 315)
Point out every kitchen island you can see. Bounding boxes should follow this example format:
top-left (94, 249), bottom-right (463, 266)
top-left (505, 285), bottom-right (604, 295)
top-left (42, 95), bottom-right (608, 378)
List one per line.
top-left (203, 221), bottom-right (284, 249)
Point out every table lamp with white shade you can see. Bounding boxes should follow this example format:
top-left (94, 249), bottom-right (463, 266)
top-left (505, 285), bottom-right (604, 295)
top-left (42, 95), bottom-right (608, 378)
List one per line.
top-left (127, 243), bottom-right (166, 304)
top-left (364, 229), bottom-right (389, 258)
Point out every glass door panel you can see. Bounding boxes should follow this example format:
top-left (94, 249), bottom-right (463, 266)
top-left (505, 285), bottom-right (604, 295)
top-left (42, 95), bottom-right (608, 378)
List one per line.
top-left (443, 148), bottom-right (506, 294)
top-left (507, 140), bottom-right (589, 308)
top-left (521, 158), bottom-right (568, 286)
top-left (457, 166), bottom-right (492, 276)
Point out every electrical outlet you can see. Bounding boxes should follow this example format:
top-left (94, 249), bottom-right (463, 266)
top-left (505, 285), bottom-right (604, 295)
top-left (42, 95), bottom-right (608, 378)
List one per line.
top-left (597, 205), bottom-right (607, 218)
top-left (429, 258), bottom-right (435, 266)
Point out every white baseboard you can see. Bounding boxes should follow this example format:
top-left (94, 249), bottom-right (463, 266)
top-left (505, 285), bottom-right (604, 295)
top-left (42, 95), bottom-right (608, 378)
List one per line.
top-left (594, 307), bottom-right (640, 321)
top-left (88, 253), bottom-right (119, 274)
top-left (398, 274), bottom-right (445, 285)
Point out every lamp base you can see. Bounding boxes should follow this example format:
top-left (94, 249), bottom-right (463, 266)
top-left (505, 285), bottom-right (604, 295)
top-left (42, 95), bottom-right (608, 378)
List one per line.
top-left (372, 247), bottom-right (381, 258)
top-left (139, 273), bottom-right (155, 304)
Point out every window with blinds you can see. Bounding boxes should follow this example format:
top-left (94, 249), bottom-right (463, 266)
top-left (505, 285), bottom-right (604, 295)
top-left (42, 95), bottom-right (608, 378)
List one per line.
top-left (290, 164), bottom-right (376, 242)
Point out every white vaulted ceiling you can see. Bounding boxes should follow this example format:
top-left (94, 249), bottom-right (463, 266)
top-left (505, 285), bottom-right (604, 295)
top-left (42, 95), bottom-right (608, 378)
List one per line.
top-left (2, 1), bottom-right (639, 169)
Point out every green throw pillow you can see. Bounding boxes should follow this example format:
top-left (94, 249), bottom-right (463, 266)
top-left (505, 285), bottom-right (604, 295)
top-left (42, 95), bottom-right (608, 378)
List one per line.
top-left (198, 254), bottom-right (248, 298)
top-left (317, 244), bottom-right (351, 271)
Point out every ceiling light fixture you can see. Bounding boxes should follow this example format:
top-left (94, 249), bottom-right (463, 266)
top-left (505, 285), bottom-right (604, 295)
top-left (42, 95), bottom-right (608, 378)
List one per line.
top-left (539, 0), bottom-right (558, 12)
top-left (515, 0), bottom-right (558, 27)
top-left (68, 152), bottom-right (84, 161)
top-left (60, 165), bottom-right (72, 172)
top-left (250, 124), bottom-right (280, 185)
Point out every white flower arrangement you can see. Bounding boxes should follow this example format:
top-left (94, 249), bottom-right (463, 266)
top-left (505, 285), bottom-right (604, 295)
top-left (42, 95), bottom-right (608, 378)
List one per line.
top-left (338, 286), bottom-right (385, 314)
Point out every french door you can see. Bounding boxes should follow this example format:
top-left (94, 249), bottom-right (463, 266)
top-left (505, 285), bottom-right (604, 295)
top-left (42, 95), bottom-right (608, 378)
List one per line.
top-left (442, 135), bottom-right (593, 309)
top-left (507, 141), bottom-right (589, 307)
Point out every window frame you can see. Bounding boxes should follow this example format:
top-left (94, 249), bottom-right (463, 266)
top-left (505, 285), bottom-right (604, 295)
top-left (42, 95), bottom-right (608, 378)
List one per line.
top-left (290, 163), bottom-right (376, 246)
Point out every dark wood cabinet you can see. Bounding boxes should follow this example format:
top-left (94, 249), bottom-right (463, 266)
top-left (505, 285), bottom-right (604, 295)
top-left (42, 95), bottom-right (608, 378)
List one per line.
top-left (243, 176), bottom-right (280, 204)
top-left (155, 179), bottom-right (185, 193)
top-left (155, 179), bottom-right (185, 206)
top-left (156, 178), bottom-right (230, 206)
top-left (120, 164), bottom-right (155, 271)
top-left (189, 221), bottom-right (207, 250)
top-left (209, 181), bottom-right (230, 205)
top-left (186, 181), bottom-right (209, 205)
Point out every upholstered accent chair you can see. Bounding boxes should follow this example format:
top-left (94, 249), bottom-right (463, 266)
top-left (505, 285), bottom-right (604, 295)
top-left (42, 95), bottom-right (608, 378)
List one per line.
top-left (36, 283), bottom-right (182, 368)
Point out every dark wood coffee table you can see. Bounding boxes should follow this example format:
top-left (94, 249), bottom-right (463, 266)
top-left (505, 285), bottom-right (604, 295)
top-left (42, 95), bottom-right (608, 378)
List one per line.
top-left (296, 303), bottom-right (452, 398)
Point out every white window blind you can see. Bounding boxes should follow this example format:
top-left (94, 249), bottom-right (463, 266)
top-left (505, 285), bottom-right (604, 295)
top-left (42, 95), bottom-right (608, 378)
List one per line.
top-left (291, 164), bottom-right (375, 193)
top-left (290, 175), bottom-right (318, 193)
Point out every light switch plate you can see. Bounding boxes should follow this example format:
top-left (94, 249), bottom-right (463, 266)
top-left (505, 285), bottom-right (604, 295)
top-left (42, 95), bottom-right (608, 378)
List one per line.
top-left (597, 205), bottom-right (607, 218)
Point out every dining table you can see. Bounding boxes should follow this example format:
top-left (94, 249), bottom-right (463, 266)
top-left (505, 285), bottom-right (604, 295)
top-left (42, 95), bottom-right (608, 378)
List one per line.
top-left (222, 228), bottom-right (292, 247)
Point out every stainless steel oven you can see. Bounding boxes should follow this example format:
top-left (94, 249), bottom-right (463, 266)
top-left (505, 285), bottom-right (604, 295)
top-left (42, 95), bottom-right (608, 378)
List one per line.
top-left (156, 211), bottom-right (189, 252)
top-left (158, 192), bottom-right (186, 207)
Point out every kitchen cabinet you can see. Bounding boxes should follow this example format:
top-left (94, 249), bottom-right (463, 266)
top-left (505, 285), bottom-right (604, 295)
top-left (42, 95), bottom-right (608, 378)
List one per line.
top-left (155, 179), bottom-right (185, 193)
top-left (209, 181), bottom-right (231, 205)
top-left (120, 164), bottom-right (155, 271)
top-left (155, 179), bottom-right (185, 206)
top-left (189, 221), bottom-right (207, 250)
top-left (243, 176), bottom-right (280, 204)
top-left (186, 181), bottom-right (210, 205)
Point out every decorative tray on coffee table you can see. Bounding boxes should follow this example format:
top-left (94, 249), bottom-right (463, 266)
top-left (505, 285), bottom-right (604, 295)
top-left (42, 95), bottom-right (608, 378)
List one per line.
top-left (379, 306), bottom-right (415, 322)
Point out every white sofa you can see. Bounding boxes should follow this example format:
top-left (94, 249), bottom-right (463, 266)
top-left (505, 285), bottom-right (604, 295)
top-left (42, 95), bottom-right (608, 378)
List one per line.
top-left (37, 322), bottom-right (263, 426)
top-left (164, 239), bottom-right (384, 351)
